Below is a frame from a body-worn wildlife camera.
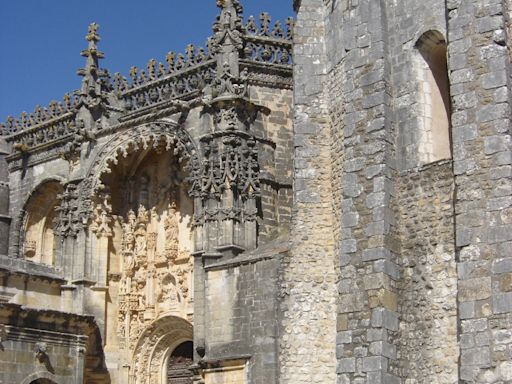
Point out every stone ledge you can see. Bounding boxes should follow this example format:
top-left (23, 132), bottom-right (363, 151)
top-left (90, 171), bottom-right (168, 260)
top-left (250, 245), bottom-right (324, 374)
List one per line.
top-left (0, 302), bottom-right (95, 334)
top-left (399, 158), bottom-right (453, 176)
top-left (0, 254), bottom-right (65, 283)
top-left (205, 236), bottom-right (290, 271)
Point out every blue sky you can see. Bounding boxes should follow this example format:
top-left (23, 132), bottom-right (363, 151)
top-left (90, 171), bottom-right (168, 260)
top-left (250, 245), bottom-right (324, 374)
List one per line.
top-left (0, 1), bottom-right (294, 121)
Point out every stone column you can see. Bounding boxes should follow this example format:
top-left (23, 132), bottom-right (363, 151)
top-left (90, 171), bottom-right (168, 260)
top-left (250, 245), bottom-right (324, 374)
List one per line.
top-left (192, 0), bottom-right (262, 261)
top-left (89, 192), bottom-right (113, 342)
top-left (448, 0), bottom-right (512, 381)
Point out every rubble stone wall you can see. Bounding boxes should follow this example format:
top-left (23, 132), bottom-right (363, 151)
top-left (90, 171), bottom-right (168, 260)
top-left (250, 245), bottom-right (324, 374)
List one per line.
top-left (396, 161), bottom-right (458, 383)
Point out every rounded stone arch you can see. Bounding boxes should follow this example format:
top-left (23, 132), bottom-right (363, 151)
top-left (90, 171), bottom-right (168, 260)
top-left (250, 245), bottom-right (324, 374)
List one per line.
top-left (81, 120), bottom-right (201, 203)
top-left (130, 315), bottom-right (193, 384)
top-left (20, 371), bottom-right (60, 384)
top-left (17, 177), bottom-right (65, 263)
top-left (413, 29), bottom-right (452, 165)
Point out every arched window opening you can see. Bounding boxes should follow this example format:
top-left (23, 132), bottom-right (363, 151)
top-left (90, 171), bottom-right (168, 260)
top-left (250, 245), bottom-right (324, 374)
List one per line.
top-left (22, 180), bottom-right (63, 265)
top-left (415, 30), bottom-right (452, 163)
top-left (167, 341), bottom-right (193, 384)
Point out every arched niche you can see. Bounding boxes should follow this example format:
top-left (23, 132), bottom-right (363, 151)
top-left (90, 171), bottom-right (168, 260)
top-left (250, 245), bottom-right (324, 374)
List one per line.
top-left (22, 179), bottom-right (63, 265)
top-left (415, 30), bottom-right (452, 164)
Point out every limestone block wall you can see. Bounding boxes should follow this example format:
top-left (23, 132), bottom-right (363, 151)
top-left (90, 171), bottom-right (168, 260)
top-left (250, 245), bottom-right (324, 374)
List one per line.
top-left (448, 0), bottom-right (512, 381)
top-left (203, 253), bottom-right (282, 384)
top-left (383, 0), bottom-right (449, 171)
top-left (321, 0), bottom-right (403, 382)
top-left (249, 86), bottom-right (294, 243)
top-left (294, 0), bottom-right (512, 382)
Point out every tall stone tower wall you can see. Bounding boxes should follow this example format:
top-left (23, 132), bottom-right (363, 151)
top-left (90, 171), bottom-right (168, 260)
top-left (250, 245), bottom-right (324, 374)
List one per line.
top-left (293, 0), bottom-right (512, 382)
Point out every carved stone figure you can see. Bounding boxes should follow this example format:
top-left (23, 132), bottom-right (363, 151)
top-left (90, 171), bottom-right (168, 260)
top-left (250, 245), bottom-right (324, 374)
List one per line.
top-left (165, 202), bottom-right (179, 255)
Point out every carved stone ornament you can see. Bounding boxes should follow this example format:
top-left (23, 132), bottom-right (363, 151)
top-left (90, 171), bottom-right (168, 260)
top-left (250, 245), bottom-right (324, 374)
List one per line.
top-left (117, 201), bottom-right (193, 352)
top-left (76, 23), bottom-right (111, 116)
top-left (54, 182), bottom-right (82, 238)
top-left (90, 191), bottom-right (113, 238)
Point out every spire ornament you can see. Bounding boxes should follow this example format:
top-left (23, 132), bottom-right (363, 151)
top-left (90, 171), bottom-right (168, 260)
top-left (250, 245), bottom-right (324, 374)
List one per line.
top-left (76, 22), bottom-right (110, 117)
top-left (212, 0), bottom-right (244, 77)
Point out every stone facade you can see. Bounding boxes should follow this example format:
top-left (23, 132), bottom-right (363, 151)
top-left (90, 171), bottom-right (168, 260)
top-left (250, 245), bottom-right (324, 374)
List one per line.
top-left (1, 0), bottom-right (511, 383)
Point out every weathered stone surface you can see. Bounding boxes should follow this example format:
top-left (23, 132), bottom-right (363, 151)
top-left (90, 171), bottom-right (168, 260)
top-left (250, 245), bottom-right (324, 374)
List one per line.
top-left (1, 0), bottom-right (512, 383)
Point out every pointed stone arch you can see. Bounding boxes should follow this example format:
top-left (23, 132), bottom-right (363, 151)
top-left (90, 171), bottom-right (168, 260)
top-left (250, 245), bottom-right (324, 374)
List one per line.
top-left (130, 315), bottom-right (193, 384)
top-left (75, 120), bottom-right (197, 381)
top-left (81, 120), bottom-right (201, 205)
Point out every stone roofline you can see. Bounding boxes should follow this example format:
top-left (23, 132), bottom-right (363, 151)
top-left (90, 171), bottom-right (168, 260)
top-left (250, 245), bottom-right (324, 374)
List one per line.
top-left (0, 2), bottom-right (294, 140)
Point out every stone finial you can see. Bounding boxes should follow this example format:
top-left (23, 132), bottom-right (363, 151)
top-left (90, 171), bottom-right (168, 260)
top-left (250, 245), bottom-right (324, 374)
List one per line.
top-left (81, 22), bottom-right (104, 64)
top-left (77, 22), bottom-right (109, 98)
top-left (186, 44), bottom-right (196, 66)
top-left (166, 52), bottom-right (176, 73)
top-left (246, 16), bottom-right (257, 33)
top-left (259, 12), bottom-right (271, 36)
top-left (286, 17), bottom-right (295, 40)
top-left (216, 0), bottom-right (243, 14)
top-left (147, 59), bottom-right (157, 79)
top-left (213, 0), bottom-right (244, 33)
top-left (129, 66), bottom-right (139, 84)
top-left (211, 0), bottom-right (245, 76)
top-left (272, 20), bottom-right (285, 38)
top-left (86, 22), bottom-right (100, 43)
